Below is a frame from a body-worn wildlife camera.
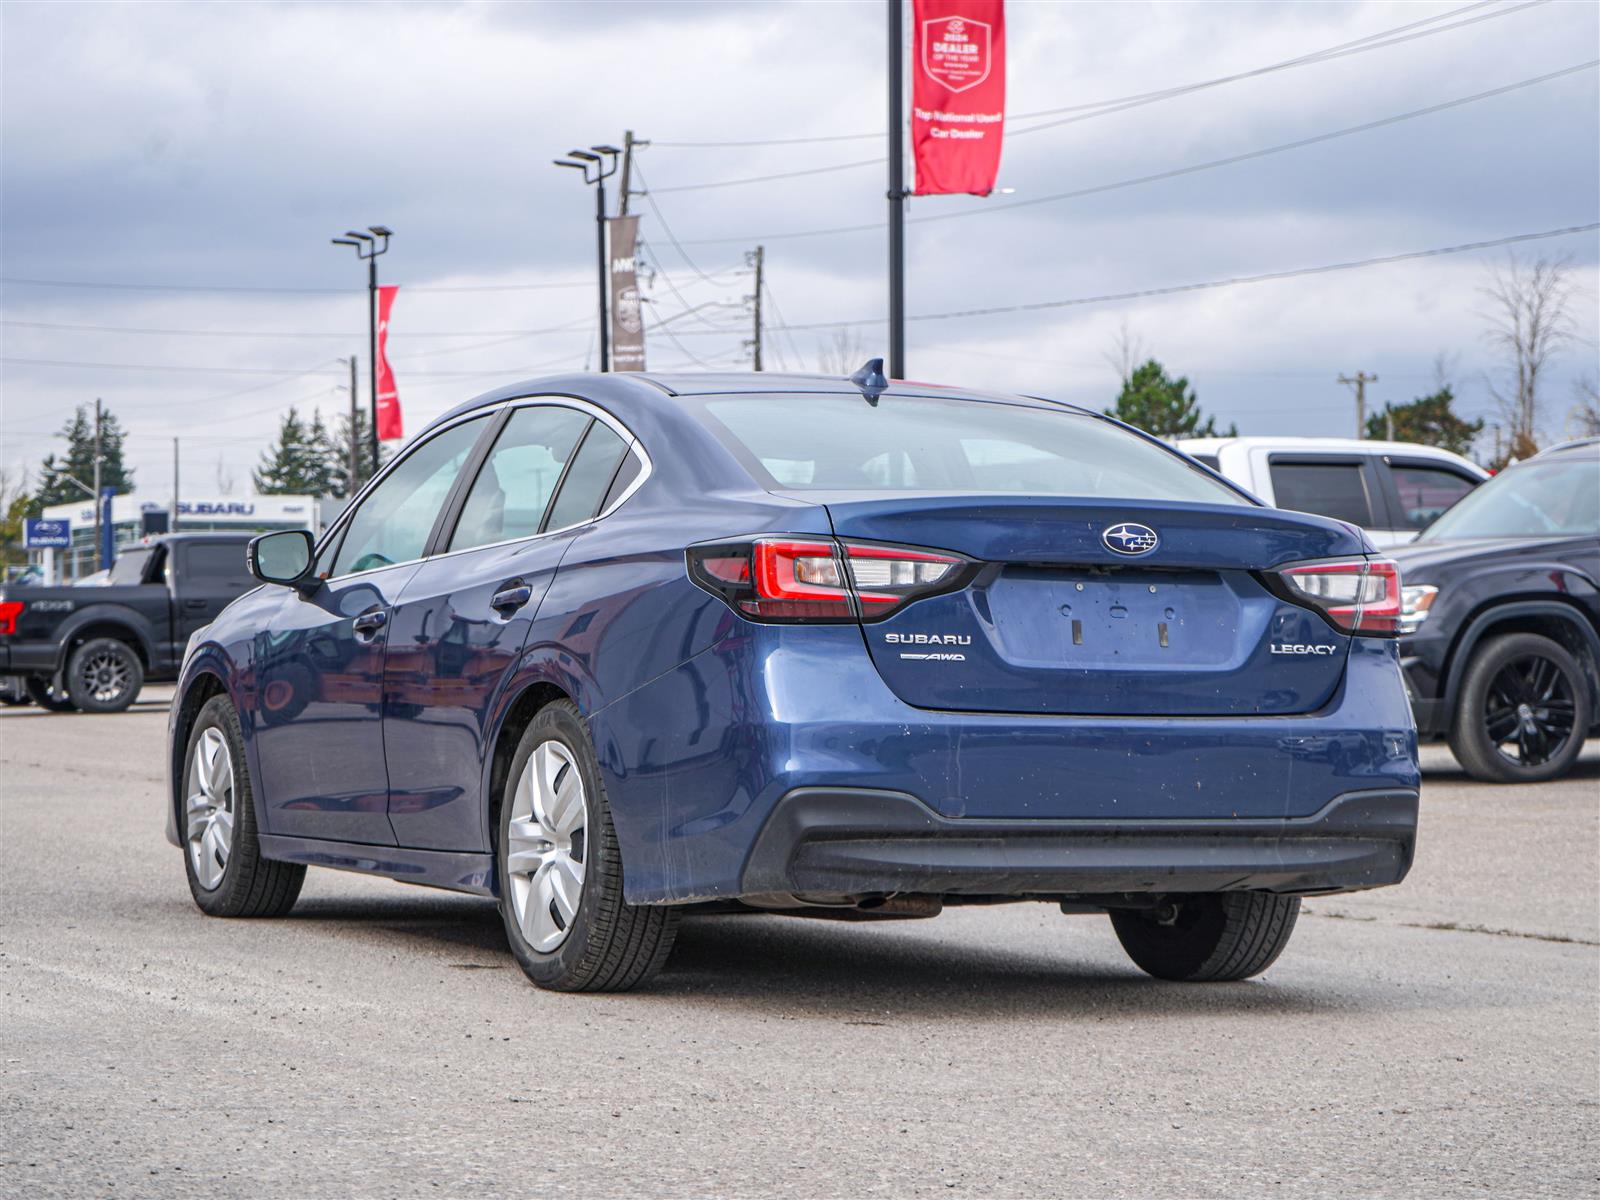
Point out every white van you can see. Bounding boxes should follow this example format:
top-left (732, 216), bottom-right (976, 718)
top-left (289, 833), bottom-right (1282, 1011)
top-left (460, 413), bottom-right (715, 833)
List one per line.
top-left (1176, 437), bottom-right (1489, 549)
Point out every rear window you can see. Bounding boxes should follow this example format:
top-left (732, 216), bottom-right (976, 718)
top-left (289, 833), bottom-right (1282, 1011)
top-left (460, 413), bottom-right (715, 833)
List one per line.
top-left (699, 395), bottom-right (1244, 505)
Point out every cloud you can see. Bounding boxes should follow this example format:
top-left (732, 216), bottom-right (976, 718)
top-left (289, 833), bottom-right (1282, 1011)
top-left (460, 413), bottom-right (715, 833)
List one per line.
top-left (2, 0), bottom-right (1597, 490)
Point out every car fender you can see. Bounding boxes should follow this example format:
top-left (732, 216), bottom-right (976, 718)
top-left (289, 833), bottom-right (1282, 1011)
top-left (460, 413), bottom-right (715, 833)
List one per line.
top-left (1442, 598), bottom-right (1600, 714)
top-left (164, 643), bottom-right (242, 849)
top-left (50, 602), bottom-right (158, 673)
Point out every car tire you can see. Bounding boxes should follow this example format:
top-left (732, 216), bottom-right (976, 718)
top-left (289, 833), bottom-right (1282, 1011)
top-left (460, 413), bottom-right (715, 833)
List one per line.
top-left (1110, 892), bottom-right (1301, 982)
top-left (64, 637), bottom-right (145, 713)
top-left (23, 675), bottom-right (76, 712)
top-left (183, 694), bottom-right (306, 918)
top-left (1448, 632), bottom-right (1591, 784)
top-left (497, 700), bottom-right (678, 992)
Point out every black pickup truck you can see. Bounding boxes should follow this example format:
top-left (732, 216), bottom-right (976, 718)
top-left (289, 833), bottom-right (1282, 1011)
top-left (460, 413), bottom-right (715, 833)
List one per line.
top-left (0, 533), bottom-right (258, 713)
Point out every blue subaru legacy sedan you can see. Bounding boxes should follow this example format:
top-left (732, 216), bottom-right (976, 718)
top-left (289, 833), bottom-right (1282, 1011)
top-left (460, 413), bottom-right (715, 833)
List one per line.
top-left (166, 366), bottom-right (1419, 991)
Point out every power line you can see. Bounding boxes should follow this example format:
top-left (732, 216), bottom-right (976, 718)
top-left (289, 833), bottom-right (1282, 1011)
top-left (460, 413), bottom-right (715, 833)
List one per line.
top-left (0, 275), bottom-right (595, 296)
top-left (650, 0), bottom-right (1534, 148)
top-left (632, 159), bottom-right (751, 288)
top-left (0, 356), bottom-right (346, 376)
top-left (674, 59), bottom-right (1598, 246)
top-left (0, 317), bottom-right (597, 340)
top-left (759, 223), bottom-right (1600, 332)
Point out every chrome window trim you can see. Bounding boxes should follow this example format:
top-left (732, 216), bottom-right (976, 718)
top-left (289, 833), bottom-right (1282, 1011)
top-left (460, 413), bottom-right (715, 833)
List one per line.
top-left (316, 393), bottom-right (651, 585)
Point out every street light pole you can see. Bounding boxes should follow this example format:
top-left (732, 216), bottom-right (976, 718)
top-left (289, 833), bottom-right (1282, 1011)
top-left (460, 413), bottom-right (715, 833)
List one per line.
top-left (887, 0), bottom-right (906, 380)
top-left (554, 146), bottom-right (621, 372)
top-left (331, 226), bottom-right (393, 475)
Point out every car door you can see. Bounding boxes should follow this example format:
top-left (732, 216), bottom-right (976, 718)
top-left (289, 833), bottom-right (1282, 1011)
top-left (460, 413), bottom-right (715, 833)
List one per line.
top-left (174, 539), bottom-right (255, 649)
top-left (1265, 454), bottom-right (1393, 544)
top-left (383, 399), bottom-right (639, 852)
top-left (250, 414), bottom-right (493, 846)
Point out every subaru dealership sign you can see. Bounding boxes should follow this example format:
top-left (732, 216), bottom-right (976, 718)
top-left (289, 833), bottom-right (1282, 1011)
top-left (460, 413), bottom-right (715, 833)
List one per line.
top-left (23, 518), bottom-right (71, 549)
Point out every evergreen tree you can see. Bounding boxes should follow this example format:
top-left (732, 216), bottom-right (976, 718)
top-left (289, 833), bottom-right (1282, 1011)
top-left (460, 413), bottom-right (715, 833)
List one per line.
top-left (324, 409), bottom-right (386, 499)
top-left (34, 404), bottom-right (136, 508)
top-left (1365, 386), bottom-right (1485, 458)
top-left (253, 407), bottom-right (336, 495)
top-left (1106, 359), bottom-right (1237, 440)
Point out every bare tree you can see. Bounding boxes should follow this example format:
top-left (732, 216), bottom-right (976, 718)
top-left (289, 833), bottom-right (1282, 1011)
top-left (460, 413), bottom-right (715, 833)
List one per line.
top-left (1569, 374), bottom-right (1600, 439)
top-left (815, 329), bottom-right (865, 376)
top-left (0, 465), bottom-right (32, 569)
top-left (1479, 253), bottom-right (1578, 461)
top-left (1103, 317), bottom-right (1146, 385)
top-left (214, 453), bottom-right (236, 495)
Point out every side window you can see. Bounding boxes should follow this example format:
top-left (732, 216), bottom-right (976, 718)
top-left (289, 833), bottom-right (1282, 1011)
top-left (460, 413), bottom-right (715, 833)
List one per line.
top-left (448, 406), bottom-right (590, 552)
top-left (331, 415), bottom-right (489, 577)
top-left (1389, 464), bottom-right (1478, 529)
top-left (601, 451), bottom-right (643, 512)
top-left (1268, 460), bottom-right (1375, 526)
top-left (546, 423), bottom-right (630, 530)
top-left (182, 542), bottom-right (252, 588)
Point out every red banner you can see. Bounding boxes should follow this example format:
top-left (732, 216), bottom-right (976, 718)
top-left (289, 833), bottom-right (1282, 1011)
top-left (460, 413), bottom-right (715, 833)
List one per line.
top-left (375, 284), bottom-right (402, 441)
top-left (911, 0), bottom-right (1006, 196)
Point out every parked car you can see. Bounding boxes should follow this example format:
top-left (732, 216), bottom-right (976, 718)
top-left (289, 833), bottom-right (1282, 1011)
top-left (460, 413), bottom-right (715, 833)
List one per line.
top-left (166, 367), bottom-right (1419, 992)
top-left (1176, 436), bottom-right (1488, 549)
top-left (1391, 438), bottom-right (1599, 783)
top-left (0, 532), bottom-right (257, 713)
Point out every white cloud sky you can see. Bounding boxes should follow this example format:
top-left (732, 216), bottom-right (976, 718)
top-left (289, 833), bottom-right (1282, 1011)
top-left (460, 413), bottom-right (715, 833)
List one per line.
top-left (3, 0), bottom-right (1597, 494)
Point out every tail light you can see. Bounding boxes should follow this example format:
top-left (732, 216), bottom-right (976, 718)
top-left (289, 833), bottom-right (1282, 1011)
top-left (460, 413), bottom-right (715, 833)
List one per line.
top-left (688, 536), bottom-right (970, 623)
top-left (0, 601), bottom-right (24, 637)
top-left (1272, 558), bottom-right (1401, 636)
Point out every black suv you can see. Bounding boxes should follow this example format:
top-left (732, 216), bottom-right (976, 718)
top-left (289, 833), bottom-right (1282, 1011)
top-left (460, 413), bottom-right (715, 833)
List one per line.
top-left (1393, 439), bottom-right (1600, 782)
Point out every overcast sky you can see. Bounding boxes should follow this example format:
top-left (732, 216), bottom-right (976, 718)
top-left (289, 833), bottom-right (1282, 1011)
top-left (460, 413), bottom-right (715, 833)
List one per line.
top-left (3, 0), bottom-right (1597, 496)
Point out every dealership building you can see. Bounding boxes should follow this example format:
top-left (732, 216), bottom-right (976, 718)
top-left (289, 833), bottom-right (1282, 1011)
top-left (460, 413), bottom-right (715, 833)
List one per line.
top-left (30, 493), bottom-right (324, 582)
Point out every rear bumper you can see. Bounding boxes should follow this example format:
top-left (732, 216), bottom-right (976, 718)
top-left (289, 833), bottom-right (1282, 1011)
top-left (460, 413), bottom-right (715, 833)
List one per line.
top-left (0, 642), bottom-right (58, 675)
top-left (742, 786), bottom-right (1418, 898)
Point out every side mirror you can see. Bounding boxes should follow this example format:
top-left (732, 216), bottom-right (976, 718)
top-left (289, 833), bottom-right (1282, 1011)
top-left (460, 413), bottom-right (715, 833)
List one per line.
top-left (247, 530), bottom-right (316, 591)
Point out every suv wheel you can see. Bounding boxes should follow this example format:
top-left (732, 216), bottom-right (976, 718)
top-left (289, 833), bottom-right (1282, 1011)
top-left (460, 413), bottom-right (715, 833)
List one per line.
top-left (65, 637), bottom-right (144, 713)
top-left (24, 675), bottom-right (76, 712)
top-left (498, 701), bottom-right (678, 992)
top-left (183, 695), bottom-right (305, 917)
top-left (1448, 632), bottom-right (1590, 783)
top-left (1110, 892), bottom-right (1301, 982)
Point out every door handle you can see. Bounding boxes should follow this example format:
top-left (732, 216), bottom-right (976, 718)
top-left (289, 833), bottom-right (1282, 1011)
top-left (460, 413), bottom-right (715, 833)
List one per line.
top-left (491, 583), bottom-right (534, 614)
top-left (352, 610), bottom-right (388, 638)
top-left (182, 598), bottom-right (207, 610)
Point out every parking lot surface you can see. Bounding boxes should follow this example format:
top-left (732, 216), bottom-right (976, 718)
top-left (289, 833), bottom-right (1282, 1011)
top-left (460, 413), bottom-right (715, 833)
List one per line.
top-left (2, 686), bottom-right (1596, 1198)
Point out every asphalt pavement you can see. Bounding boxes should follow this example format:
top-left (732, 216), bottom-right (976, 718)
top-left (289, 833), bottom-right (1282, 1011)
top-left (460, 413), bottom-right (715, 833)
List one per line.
top-left (2, 686), bottom-right (1596, 1198)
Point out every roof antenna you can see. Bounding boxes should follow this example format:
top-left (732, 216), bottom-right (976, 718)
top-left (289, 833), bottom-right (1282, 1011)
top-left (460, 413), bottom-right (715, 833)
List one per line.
top-left (848, 357), bottom-right (889, 406)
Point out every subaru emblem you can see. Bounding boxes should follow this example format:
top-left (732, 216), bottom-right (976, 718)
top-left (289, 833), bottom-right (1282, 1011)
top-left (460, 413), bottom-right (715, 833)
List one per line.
top-left (1102, 522), bottom-right (1159, 556)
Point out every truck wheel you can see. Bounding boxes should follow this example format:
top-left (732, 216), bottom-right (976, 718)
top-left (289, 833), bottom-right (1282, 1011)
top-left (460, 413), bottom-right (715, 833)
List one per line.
top-left (498, 700), bottom-right (679, 992)
top-left (183, 694), bottom-right (305, 917)
top-left (64, 637), bottom-right (144, 713)
top-left (1110, 892), bottom-right (1301, 982)
top-left (1448, 632), bottom-right (1590, 784)
top-left (23, 675), bottom-right (76, 712)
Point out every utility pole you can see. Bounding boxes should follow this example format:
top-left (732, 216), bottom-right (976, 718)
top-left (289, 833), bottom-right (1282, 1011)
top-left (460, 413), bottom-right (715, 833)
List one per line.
top-left (92, 398), bottom-right (103, 568)
top-left (172, 438), bottom-right (180, 532)
top-left (619, 130), bottom-right (649, 217)
top-left (347, 354), bottom-right (360, 492)
top-left (1338, 371), bottom-right (1377, 440)
top-left (747, 245), bottom-right (765, 371)
top-left (886, 0), bottom-right (906, 379)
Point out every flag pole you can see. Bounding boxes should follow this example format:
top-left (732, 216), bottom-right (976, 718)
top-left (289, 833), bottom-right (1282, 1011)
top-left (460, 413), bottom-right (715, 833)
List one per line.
top-left (887, 0), bottom-right (906, 380)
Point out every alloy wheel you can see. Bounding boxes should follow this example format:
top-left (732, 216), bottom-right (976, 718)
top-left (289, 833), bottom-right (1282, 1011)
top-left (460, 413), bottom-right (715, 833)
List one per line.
top-left (186, 726), bottom-right (236, 890)
top-left (77, 648), bottom-right (131, 706)
top-left (506, 740), bottom-right (588, 953)
top-left (1482, 652), bottom-right (1578, 769)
